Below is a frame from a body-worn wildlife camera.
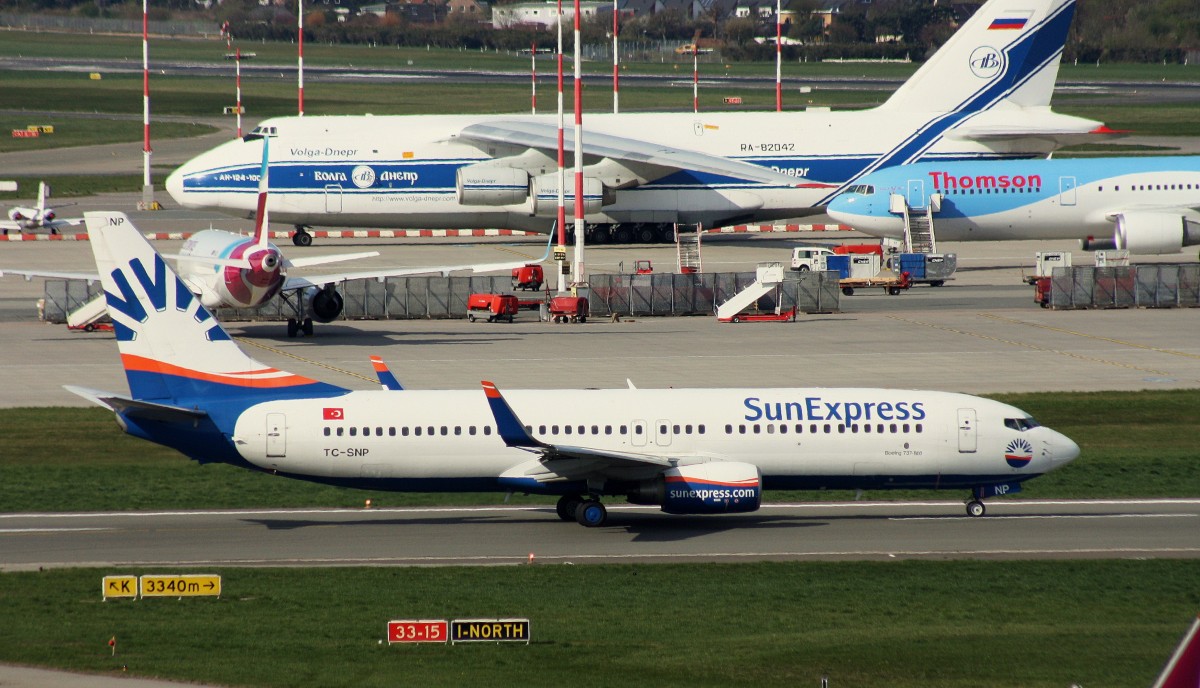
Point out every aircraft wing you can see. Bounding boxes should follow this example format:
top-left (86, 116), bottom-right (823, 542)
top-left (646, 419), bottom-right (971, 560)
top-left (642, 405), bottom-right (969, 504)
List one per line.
top-left (281, 237), bottom-right (550, 291)
top-left (65, 385), bottom-right (209, 423)
top-left (0, 268), bottom-right (99, 282)
top-left (949, 124), bottom-right (1129, 147)
top-left (456, 120), bottom-right (813, 187)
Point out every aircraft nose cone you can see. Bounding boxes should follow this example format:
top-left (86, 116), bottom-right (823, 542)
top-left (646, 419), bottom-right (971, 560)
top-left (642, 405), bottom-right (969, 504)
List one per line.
top-left (1050, 431), bottom-right (1080, 468)
top-left (165, 166), bottom-right (185, 205)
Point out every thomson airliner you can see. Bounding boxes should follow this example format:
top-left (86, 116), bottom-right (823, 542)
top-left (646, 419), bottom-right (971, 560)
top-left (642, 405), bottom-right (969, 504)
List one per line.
top-left (168, 0), bottom-right (1112, 246)
top-left (69, 211), bottom-right (1078, 526)
top-left (826, 156), bottom-right (1200, 255)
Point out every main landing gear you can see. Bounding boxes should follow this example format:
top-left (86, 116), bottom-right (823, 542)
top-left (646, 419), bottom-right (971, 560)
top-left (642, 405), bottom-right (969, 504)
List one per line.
top-left (556, 494), bottom-right (608, 527)
top-left (292, 225), bottom-right (313, 247)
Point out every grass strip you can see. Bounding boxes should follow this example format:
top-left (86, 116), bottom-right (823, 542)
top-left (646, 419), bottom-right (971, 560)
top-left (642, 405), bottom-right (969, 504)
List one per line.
top-left (0, 560), bottom-right (1197, 687)
top-left (1, 389), bottom-right (1197, 513)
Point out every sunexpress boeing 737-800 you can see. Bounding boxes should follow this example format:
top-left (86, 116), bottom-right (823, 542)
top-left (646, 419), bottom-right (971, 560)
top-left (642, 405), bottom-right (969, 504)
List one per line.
top-left (69, 210), bottom-right (1078, 526)
top-left (167, 0), bottom-right (1113, 246)
top-left (826, 156), bottom-right (1200, 255)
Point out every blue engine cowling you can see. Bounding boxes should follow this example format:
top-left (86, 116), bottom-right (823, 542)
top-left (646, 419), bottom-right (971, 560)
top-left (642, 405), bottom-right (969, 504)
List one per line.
top-left (658, 462), bottom-right (762, 515)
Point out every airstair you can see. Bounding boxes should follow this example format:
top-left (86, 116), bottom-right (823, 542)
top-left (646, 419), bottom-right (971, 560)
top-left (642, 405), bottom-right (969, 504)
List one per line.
top-left (716, 262), bottom-right (788, 322)
top-left (675, 223), bottom-right (702, 274)
top-left (890, 192), bottom-right (940, 253)
top-left (66, 294), bottom-right (107, 330)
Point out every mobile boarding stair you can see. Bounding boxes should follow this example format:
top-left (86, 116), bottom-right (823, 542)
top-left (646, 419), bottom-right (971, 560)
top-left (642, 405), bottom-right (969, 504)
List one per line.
top-left (66, 294), bottom-right (109, 331)
top-left (890, 191), bottom-right (940, 254)
top-left (675, 223), bottom-right (702, 274)
top-left (716, 262), bottom-right (794, 322)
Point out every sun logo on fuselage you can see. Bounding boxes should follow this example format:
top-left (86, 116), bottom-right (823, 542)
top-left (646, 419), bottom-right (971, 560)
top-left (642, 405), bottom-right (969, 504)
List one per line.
top-left (1004, 438), bottom-right (1034, 468)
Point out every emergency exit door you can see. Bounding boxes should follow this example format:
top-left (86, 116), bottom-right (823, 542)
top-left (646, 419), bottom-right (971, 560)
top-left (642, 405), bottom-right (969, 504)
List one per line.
top-left (324, 184), bottom-right (343, 213)
top-left (957, 408), bottom-right (977, 453)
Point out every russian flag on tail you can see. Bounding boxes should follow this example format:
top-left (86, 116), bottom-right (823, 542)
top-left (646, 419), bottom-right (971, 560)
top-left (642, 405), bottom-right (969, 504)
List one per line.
top-left (989, 12), bottom-right (1032, 30)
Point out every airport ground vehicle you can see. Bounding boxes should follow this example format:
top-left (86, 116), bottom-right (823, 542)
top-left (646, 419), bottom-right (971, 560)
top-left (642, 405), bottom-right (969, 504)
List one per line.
top-left (634, 260), bottom-right (654, 274)
top-left (790, 246), bottom-right (835, 272)
top-left (467, 293), bottom-right (519, 322)
top-left (511, 264), bottom-right (544, 291)
top-left (1034, 276), bottom-right (1052, 307)
top-left (722, 308), bottom-right (796, 323)
top-left (841, 271), bottom-right (912, 296)
top-left (548, 295), bottom-right (588, 323)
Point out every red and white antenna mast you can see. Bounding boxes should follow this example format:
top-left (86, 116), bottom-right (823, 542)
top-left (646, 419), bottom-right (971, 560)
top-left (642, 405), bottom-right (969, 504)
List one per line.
top-left (612, 0), bottom-right (619, 114)
top-left (692, 44), bottom-right (699, 113)
top-left (531, 42), bottom-right (537, 114)
top-left (554, 0), bottom-right (567, 293)
top-left (297, 0), bottom-right (305, 116)
top-left (140, 0), bottom-right (155, 209)
top-left (572, 0), bottom-right (586, 286)
top-left (775, 0), bottom-right (782, 111)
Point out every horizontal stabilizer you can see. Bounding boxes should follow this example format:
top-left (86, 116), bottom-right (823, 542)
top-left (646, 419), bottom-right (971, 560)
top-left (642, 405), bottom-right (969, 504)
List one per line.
top-left (64, 385), bottom-right (208, 423)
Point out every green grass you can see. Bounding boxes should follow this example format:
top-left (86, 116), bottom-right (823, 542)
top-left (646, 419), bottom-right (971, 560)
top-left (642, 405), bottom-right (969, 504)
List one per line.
top-left (1, 389), bottom-right (1197, 513)
top-left (0, 113), bottom-right (217, 153)
top-left (0, 174), bottom-right (173, 200)
top-left (0, 561), bottom-right (1197, 687)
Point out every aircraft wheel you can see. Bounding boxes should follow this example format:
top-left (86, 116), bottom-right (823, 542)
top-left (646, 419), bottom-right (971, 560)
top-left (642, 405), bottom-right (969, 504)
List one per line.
top-left (613, 226), bottom-right (633, 244)
top-left (575, 500), bottom-right (608, 527)
top-left (636, 226), bottom-right (657, 244)
top-left (842, 287), bottom-right (855, 296)
top-left (590, 228), bottom-right (609, 245)
top-left (292, 230), bottom-right (313, 247)
top-left (556, 495), bottom-right (583, 521)
top-left (302, 318), bottom-right (314, 336)
top-left (966, 500), bottom-right (986, 518)
top-left (287, 318), bottom-right (300, 338)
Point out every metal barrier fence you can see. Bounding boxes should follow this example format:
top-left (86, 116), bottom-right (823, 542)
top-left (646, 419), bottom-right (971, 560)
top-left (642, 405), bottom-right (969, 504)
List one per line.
top-left (41, 272), bottom-right (839, 323)
top-left (1049, 265), bottom-right (1200, 309)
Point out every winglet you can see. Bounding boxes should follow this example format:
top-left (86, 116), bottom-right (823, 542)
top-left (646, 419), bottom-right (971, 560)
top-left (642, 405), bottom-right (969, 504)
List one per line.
top-left (253, 137), bottom-right (270, 247)
top-left (1152, 615), bottom-right (1200, 688)
top-left (481, 381), bottom-right (541, 448)
top-left (369, 355), bottom-right (404, 391)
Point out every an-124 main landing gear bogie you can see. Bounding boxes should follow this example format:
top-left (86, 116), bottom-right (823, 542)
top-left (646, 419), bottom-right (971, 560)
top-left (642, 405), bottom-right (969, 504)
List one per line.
top-left (291, 225), bottom-right (313, 247)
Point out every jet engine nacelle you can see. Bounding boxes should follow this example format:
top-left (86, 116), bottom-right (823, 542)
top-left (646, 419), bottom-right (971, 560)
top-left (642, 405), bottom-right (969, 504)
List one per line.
top-left (455, 165), bottom-right (529, 206)
top-left (304, 286), bottom-right (344, 323)
top-left (1114, 212), bottom-right (1200, 254)
top-left (628, 462), bottom-right (762, 515)
top-left (528, 174), bottom-right (609, 216)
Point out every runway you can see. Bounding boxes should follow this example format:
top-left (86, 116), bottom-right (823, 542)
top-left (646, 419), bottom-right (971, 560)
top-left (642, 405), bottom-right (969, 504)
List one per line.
top-left (2, 500), bottom-right (1198, 571)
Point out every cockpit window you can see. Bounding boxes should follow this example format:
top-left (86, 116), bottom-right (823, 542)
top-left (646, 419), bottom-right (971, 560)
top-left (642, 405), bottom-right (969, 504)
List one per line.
top-left (1004, 417), bottom-right (1041, 431)
top-left (243, 126), bottom-right (278, 142)
top-left (844, 184), bottom-right (875, 195)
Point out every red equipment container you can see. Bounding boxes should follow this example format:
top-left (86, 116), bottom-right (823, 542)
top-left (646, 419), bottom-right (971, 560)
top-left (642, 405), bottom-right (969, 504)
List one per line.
top-left (467, 293), bottom-right (519, 322)
top-left (548, 295), bottom-right (588, 323)
top-left (511, 264), bottom-right (544, 291)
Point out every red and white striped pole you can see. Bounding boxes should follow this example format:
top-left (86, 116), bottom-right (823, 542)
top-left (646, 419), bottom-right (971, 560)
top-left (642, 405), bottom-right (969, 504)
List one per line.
top-left (692, 45), bottom-right (699, 113)
top-left (236, 47), bottom-right (244, 138)
top-left (775, 0), bottom-right (782, 112)
top-left (612, 0), bottom-right (619, 114)
top-left (298, 0), bottom-right (305, 116)
top-left (531, 42), bottom-right (537, 114)
top-left (141, 0), bottom-right (153, 207)
top-left (572, 0), bottom-right (585, 285)
top-left (555, 0), bottom-right (567, 293)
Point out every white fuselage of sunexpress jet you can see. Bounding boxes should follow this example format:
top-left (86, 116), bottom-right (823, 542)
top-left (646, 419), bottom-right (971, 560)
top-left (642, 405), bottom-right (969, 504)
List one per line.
top-left (166, 0), bottom-right (1109, 239)
top-left (231, 387), bottom-right (1077, 501)
top-left (826, 156), bottom-right (1200, 254)
top-left (74, 209), bottom-right (1078, 525)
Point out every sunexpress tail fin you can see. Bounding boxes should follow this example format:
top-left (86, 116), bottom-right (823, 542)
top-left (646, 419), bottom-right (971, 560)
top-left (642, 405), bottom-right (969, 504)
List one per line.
top-left (369, 355), bottom-right (404, 391)
top-left (82, 211), bottom-right (346, 406)
top-left (880, 0), bottom-right (1076, 113)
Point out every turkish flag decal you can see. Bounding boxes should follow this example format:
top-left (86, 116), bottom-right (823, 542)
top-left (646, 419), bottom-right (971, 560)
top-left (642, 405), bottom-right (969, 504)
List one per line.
top-left (323, 408), bottom-right (344, 420)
